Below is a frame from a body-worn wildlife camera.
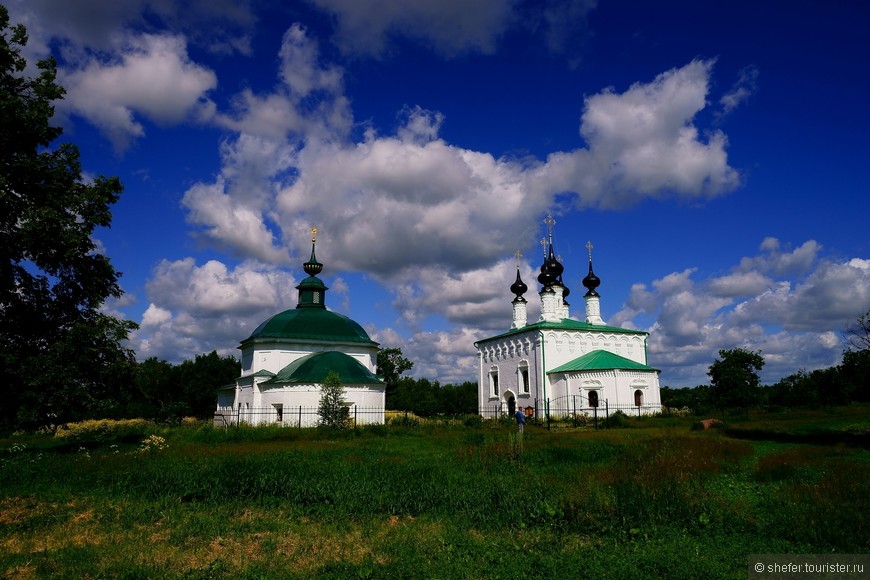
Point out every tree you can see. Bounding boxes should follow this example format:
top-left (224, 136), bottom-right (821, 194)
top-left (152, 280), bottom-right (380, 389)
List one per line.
top-left (318, 371), bottom-right (350, 429)
top-left (708, 348), bottom-right (765, 411)
top-left (129, 357), bottom-right (177, 419)
top-left (841, 348), bottom-right (870, 403)
top-left (436, 381), bottom-right (478, 415)
top-left (845, 309), bottom-right (870, 351)
top-left (0, 7), bottom-right (137, 429)
top-left (173, 351), bottom-right (240, 419)
top-left (376, 347), bottom-right (413, 409)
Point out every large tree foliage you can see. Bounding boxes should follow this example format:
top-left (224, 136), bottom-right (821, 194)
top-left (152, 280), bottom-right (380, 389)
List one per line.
top-left (845, 309), bottom-right (870, 351)
top-left (389, 378), bottom-right (477, 416)
top-left (708, 348), bottom-right (765, 411)
top-left (376, 347), bottom-right (413, 408)
top-left (130, 352), bottom-right (240, 420)
top-left (0, 6), bottom-right (137, 429)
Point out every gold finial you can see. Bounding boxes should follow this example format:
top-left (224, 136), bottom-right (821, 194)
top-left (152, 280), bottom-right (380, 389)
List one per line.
top-left (311, 227), bottom-right (318, 243)
top-left (586, 241), bottom-right (593, 261)
top-left (514, 249), bottom-right (522, 268)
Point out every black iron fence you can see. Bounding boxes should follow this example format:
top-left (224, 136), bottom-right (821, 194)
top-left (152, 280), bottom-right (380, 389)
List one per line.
top-left (479, 394), bottom-right (664, 429)
top-left (214, 405), bottom-right (385, 428)
top-left (215, 396), bottom-right (667, 430)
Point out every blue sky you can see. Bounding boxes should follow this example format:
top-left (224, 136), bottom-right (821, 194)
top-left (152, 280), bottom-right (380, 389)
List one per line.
top-left (8, 0), bottom-right (870, 387)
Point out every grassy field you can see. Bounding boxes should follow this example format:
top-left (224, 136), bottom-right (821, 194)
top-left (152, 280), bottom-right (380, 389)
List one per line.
top-left (1, 408), bottom-right (869, 578)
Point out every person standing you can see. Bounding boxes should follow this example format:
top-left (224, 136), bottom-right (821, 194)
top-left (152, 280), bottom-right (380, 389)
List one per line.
top-left (515, 406), bottom-right (526, 434)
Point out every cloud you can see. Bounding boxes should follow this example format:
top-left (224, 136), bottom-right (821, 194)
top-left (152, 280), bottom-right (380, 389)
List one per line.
top-left (306, 0), bottom-right (518, 58)
top-left (534, 0), bottom-right (597, 63)
top-left (168, 43), bottom-right (746, 380)
top-left (130, 259), bottom-right (298, 362)
top-left (738, 237), bottom-right (820, 277)
top-left (389, 259), bottom-right (541, 330)
top-left (7, 0), bottom-right (255, 57)
top-left (58, 33), bottom-right (217, 150)
top-left (612, 239), bottom-right (870, 386)
top-left (532, 59), bottom-right (741, 208)
top-left (719, 64), bottom-right (759, 118)
top-left (214, 24), bottom-right (352, 142)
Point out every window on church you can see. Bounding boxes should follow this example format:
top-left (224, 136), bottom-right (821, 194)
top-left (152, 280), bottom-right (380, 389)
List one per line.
top-left (634, 390), bottom-right (643, 407)
top-left (489, 366), bottom-right (499, 397)
top-left (518, 361), bottom-right (530, 394)
top-left (274, 404), bottom-right (283, 424)
top-left (588, 390), bottom-right (598, 408)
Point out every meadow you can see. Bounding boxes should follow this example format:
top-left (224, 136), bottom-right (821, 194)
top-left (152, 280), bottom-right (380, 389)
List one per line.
top-left (1, 408), bottom-right (869, 579)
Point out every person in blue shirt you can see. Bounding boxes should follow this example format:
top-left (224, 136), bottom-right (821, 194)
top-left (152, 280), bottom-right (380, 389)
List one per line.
top-left (515, 406), bottom-right (526, 434)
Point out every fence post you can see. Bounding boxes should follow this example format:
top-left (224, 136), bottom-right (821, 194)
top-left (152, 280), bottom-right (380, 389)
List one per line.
top-left (546, 398), bottom-right (551, 430)
top-left (354, 406), bottom-right (358, 428)
top-left (605, 399), bottom-right (609, 428)
top-left (593, 405), bottom-right (598, 430)
top-left (572, 395), bottom-right (577, 427)
top-left (298, 406), bottom-right (302, 429)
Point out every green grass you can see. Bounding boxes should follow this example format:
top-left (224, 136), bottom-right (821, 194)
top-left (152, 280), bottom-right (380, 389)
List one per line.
top-left (2, 412), bottom-right (869, 578)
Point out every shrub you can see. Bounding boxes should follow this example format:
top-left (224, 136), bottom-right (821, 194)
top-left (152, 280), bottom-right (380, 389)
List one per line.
top-left (462, 414), bottom-right (483, 428)
top-left (605, 411), bottom-right (628, 429)
top-left (388, 413), bottom-right (420, 428)
top-left (54, 419), bottom-right (154, 443)
top-left (318, 371), bottom-right (351, 430)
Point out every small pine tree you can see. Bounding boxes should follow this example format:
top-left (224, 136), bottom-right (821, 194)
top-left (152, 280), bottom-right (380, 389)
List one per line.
top-left (318, 371), bottom-right (350, 429)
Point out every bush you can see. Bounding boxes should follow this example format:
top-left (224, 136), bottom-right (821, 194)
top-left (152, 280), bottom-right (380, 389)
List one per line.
top-left (54, 419), bottom-right (154, 443)
top-left (463, 414), bottom-right (484, 428)
top-left (605, 410), bottom-right (628, 429)
top-left (388, 413), bottom-right (421, 427)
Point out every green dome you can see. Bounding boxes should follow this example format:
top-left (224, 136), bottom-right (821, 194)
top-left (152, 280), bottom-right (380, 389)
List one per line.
top-left (242, 308), bottom-right (377, 346)
top-left (264, 351), bottom-right (383, 385)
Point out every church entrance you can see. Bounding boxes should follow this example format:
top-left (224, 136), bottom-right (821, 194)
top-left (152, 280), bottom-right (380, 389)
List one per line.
top-left (507, 396), bottom-right (516, 416)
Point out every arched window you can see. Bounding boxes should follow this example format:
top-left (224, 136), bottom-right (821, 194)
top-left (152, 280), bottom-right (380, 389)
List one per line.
top-left (489, 366), bottom-right (499, 397)
top-left (588, 390), bottom-right (599, 408)
top-left (518, 361), bottom-right (530, 394)
top-left (634, 389), bottom-right (643, 407)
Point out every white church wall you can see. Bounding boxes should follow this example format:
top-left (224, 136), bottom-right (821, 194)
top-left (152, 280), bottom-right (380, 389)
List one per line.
top-left (477, 331), bottom-right (543, 414)
top-left (241, 343), bottom-right (379, 378)
top-left (232, 383), bottom-right (385, 428)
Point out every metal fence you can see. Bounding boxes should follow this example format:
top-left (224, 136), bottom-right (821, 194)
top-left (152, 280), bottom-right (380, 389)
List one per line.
top-left (214, 397), bottom-right (666, 430)
top-left (479, 394), bottom-right (665, 429)
top-left (214, 405), bottom-right (385, 428)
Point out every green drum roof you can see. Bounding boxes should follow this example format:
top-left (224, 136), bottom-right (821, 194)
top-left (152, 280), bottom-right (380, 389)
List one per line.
top-left (548, 350), bottom-right (659, 374)
top-left (242, 308), bottom-right (377, 346)
top-left (264, 351), bottom-right (384, 385)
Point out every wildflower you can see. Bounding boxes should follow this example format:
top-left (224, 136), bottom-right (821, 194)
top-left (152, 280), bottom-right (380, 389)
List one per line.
top-left (138, 435), bottom-right (168, 453)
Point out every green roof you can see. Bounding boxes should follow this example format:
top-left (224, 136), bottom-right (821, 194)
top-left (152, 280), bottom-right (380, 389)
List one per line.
top-left (548, 350), bottom-right (659, 374)
top-left (242, 308), bottom-right (378, 347)
top-left (263, 351), bottom-right (384, 386)
top-left (476, 319), bottom-right (647, 345)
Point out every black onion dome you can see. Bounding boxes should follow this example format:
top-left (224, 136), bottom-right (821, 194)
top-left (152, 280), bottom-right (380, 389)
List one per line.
top-left (303, 242), bottom-right (323, 276)
top-left (510, 268), bottom-right (528, 298)
top-left (560, 276), bottom-right (571, 300)
top-left (537, 245), bottom-right (563, 287)
top-left (583, 261), bottom-right (601, 297)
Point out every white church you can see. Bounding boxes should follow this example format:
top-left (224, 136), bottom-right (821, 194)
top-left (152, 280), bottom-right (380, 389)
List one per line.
top-left (215, 229), bottom-right (385, 427)
top-left (475, 216), bottom-right (662, 418)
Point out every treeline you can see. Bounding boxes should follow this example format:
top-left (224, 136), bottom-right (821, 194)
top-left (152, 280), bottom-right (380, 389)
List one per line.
top-left (388, 378), bottom-right (478, 416)
top-left (129, 352), bottom-right (240, 421)
top-left (661, 348), bottom-right (870, 414)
